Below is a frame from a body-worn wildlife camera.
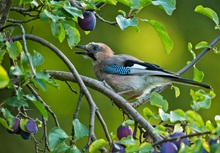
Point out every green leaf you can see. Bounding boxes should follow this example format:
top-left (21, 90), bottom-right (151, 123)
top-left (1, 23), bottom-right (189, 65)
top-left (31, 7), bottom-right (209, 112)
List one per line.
top-left (186, 110), bottom-right (205, 132)
top-left (53, 143), bottom-right (69, 153)
top-left (0, 33), bottom-right (5, 42)
top-left (0, 49), bottom-right (6, 64)
top-left (63, 24), bottom-right (80, 48)
top-left (65, 146), bottom-right (81, 153)
top-left (6, 41), bottom-right (22, 60)
top-left (130, 0), bottom-right (151, 9)
top-left (63, 5), bottom-right (82, 17)
top-left (0, 118), bottom-right (12, 130)
top-left (33, 71), bottom-right (59, 90)
top-left (139, 142), bottom-right (153, 153)
top-left (195, 5), bottom-right (219, 25)
top-left (10, 65), bottom-right (23, 76)
top-left (120, 136), bottom-right (136, 145)
top-left (150, 92), bottom-right (168, 112)
top-left (172, 85), bottom-right (180, 98)
top-left (51, 22), bottom-right (66, 43)
top-left (19, 0), bottom-right (32, 5)
top-left (195, 41), bottom-right (210, 49)
top-left (116, 15), bottom-right (138, 31)
top-left (205, 120), bottom-right (215, 131)
top-left (125, 144), bottom-right (139, 153)
top-left (188, 42), bottom-right (196, 59)
top-left (0, 66), bottom-right (9, 89)
top-left (122, 119), bottom-right (134, 126)
top-left (20, 51), bottom-right (31, 73)
top-left (143, 107), bottom-right (154, 119)
top-left (159, 108), bottom-right (170, 121)
top-left (148, 20), bottom-right (173, 54)
top-left (190, 90), bottom-right (214, 111)
top-left (170, 109), bottom-right (186, 123)
top-left (152, 0), bottom-right (176, 15)
top-left (20, 118), bottom-right (28, 132)
top-left (49, 127), bottom-right (69, 151)
top-left (89, 139), bottom-right (107, 153)
top-left (5, 96), bottom-right (28, 107)
top-left (1, 108), bottom-right (15, 128)
top-left (33, 101), bottom-right (48, 121)
top-left (72, 119), bottom-right (89, 140)
top-left (42, 10), bottom-right (60, 22)
top-left (92, 0), bottom-right (117, 5)
top-left (193, 67), bottom-right (204, 82)
top-left (32, 50), bottom-right (44, 67)
top-left (117, 0), bottom-right (132, 7)
top-left (32, 78), bottom-right (46, 91)
top-left (153, 125), bottom-right (168, 136)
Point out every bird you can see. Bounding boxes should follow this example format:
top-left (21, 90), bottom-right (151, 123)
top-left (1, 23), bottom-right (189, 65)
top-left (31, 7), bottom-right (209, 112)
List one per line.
top-left (75, 42), bottom-right (212, 100)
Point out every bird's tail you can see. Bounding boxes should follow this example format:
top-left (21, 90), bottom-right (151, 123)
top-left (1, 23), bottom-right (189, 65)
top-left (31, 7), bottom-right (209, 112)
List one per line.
top-left (170, 77), bottom-right (212, 89)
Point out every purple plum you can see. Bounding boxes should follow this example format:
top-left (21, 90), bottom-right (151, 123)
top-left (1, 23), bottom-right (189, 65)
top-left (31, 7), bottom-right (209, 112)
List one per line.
top-left (117, 124), bottom-right (133, 140)
top-left (12, 117), bottom-right (21, 134)
top-left (170, 132), bottom-right (189, 149)
top-left (8, 117), bottom-right (21, 134)
top-left (20, 129), bottom-right (31, 140)
top-left (78, 11), bottom-right (96, 31)
top-left (111, 143), bottom-right (125, 153)
top-left (160, 142), bottom-right (178, 153)
top-left (26, 119), bottom-right (38, 133)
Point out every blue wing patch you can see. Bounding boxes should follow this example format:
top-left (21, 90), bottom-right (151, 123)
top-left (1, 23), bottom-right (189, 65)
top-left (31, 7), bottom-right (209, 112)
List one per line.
top-left (103, 64), bottom-right (130, 75)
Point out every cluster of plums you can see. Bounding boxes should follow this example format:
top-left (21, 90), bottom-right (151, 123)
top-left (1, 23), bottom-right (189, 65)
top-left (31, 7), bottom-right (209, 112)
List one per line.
top-left (110, 125), bottom-right (190, 153)
top-left (8, 117), bottom-right (38, 140)
top-left (158, 132), bottom-right (189, 153)
top-left (78, 11), bottom-right (96, 31)
top-left (111, 124), bottom-right (133, 152)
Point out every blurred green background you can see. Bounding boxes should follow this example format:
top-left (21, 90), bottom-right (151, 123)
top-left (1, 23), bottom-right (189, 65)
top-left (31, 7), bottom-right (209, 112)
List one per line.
top-left (1, 0), bottom-right (220, 152)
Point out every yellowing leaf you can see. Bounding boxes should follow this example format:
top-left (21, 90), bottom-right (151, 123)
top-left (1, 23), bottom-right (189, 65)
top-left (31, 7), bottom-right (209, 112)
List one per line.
top-left (0, 66), bottom-right (9, 89)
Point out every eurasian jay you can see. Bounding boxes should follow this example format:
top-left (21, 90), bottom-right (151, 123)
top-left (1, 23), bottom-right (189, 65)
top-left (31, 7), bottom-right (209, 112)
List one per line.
top-left (75, 42), bottom-right (212, 100)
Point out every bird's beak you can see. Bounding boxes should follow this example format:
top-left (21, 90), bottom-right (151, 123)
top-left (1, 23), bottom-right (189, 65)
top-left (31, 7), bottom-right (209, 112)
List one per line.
top-left (75, 45), bottom-right (87, 55)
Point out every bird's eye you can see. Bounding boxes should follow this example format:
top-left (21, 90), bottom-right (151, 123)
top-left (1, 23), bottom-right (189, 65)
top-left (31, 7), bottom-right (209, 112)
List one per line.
top-left (92, 45), bottom-right (98, 51)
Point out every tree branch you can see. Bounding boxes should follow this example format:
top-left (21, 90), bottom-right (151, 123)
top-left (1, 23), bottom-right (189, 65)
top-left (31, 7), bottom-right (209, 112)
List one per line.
top-left (0, 0), bottom-right (13, 27)
top-left (47, 70), bottom-right (163, 142)
top-left (11, 34), bottom-right (120, 148)
top-left (131, 34), bottom-right (220, 108)
top-left (27, 84), bottom-right (60, 127)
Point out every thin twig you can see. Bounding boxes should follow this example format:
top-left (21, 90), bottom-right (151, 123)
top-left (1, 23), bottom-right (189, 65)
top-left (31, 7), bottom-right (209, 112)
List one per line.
top-left (65, 81), bottom-right (78, 94)
top-left (94, 12), bottom-right (117, 26)
top-left (42, 117), bottom-right (50, 152)
top-left (152, 131), bottom-right (211, 147)
top-left (7, 17), bottom-right (39, 23)
top-left (27, 84), bottom-right (60, 127)
top-left (95, 110), bottom-right (112, 145)
top-left (71, 90), bottom-right (83, 146)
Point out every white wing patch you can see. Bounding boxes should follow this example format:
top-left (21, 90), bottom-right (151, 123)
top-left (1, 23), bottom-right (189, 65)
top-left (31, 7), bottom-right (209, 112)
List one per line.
top-left (130, 64), bottom-right (147, 69)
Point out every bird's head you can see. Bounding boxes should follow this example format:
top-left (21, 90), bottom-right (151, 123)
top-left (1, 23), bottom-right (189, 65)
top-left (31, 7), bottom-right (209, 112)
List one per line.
top-left (75, 42), bottom-right (114, 62)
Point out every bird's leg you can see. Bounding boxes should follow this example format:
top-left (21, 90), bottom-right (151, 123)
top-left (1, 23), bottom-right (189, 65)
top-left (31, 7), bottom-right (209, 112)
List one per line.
top-left (101, 80), bottom-right (114, 91)
top-left (127, 95), bottom-right (140, 101)
top-left (116, 89), bottom-right (133, 95)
